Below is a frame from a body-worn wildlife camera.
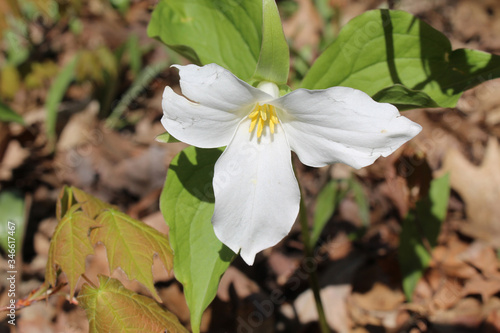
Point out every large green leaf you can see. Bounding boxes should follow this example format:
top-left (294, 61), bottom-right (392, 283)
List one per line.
top-left (148, 0), bottom-right (262, 81)
top-left (398, 174), bottom-right (450, 300)
top-left (253, 0), bottom-right (289, 84)
top-left (78, 275), bottom-right (188, 333)
top-left (302, 9), bottom-right (500, 109)
top-left (160, 146), bottom-right (234, 333)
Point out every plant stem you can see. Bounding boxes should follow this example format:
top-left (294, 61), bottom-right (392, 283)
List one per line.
top-left (81, 274), bottom-right (97, 289)
top-left (298, 191), bottom-right (330, 333)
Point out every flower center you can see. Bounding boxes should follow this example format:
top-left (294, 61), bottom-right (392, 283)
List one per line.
top-left (248, 103), bottom-right (279, 138)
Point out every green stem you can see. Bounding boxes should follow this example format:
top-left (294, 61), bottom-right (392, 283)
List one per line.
top-left (298, 189), bottom-right (330, 333)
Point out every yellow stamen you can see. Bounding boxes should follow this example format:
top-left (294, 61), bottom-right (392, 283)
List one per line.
top-left (248, 103), bottom-right (279, 138)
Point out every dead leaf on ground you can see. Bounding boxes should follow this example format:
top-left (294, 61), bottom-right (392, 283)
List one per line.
top-left (217, 267), bottom-right (260, 302)
top-left (462, 275), bottom-right (500, 303)
top-left (431, 234), bottom-right (478, 279)
top-left (349, 282), bottom-right (405, 329)
top-left (282, 0), bottom-right (322, 51)
top-left (430, 297), bottom-right (483, 329)
top-left (438, 137), bottom-right (500, 245)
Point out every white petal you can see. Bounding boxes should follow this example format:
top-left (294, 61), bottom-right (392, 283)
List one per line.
top-left (162, 87), bottom-right (244, 148)
top-left (173, 64), bottom-right (272, 111)
top-left (212, 119), bottom-right (300, 265)
top-left (272, 87), bottom-right (422, 168)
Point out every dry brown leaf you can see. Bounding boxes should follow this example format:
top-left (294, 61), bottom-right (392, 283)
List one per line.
top-left (0, 139), bottom-right (29, 181)
top-left (267, 251), bottom-right (299, 286)
top-left (431, 235), bottom-right (478, 279)
top-left (430, 297), bottom-right (483, 328)
top-left (463, 275), bottom-right (500, 303)
top-left (57, 101), bottom-right (99, 152)
top-left (349, 282), bottom-right (405, 329)
top-left (458, 242), bottom-right (499, 276)
top-left (294, 285), bottom-right (352, 332)
top-left (484, 297), bottom-right (500, 332)
top-left (282, 0), bottom-right (322, 50)
top-left (438, 137), bottom-right (500, 245)
top-left (217, 267), bottom-right (260, 302)
top-left (451, 0), bottom-right (500, 50)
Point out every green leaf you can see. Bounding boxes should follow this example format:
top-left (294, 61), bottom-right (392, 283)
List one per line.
top-left (0, 100), bottom-right (23, 124)
top-left (0, 190), bottom-right (25, 254)
top-left (155, 131), bottom-right (180, 143)
top-left (302, 9), bottom-right (500, 109)
top-left (311, 180), bottom-right (338, 247)
top-left (148, 0), bottom-right (262, 81)
top-left (56, 186), bottom-right (114, 220)
top-left (45, 207), bottom-right (95, 296)
top-left (46, 55), bottom-right (78, 145)
top-left (56, 186), bottom-right (73, 221)
top-left (92, 209), bottom-right (174, 302)
top-left (78, 275), bottom-right (188, 333)
top-left (399, 174), bottom-right (450, 300)
top-left (372, 84), bottom-right (439, 111)
top-left (71, 186), bottom-right (115, 219)
top-left (253, 0), bottom-right (289, 84)
top-left (160, 146), bottom-right (234, 333)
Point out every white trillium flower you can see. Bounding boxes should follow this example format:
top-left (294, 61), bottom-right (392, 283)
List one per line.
top-left (162, 63), bottom-right (421, 265)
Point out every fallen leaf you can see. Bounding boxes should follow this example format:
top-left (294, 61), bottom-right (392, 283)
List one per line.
top-left (430, 297), bottom-right (483, 329)
top-left (438, 137), bottom-right (500, 245)
top-left (217, 267), bottom-right (260, 303)
top-left (462, 275), bottom-right (500, 303)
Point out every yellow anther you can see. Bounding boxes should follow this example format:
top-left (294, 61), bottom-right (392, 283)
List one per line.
top-left (260, 110), bottom-right (267, 121)
top-left (248, 103), bottom-right (279, 138)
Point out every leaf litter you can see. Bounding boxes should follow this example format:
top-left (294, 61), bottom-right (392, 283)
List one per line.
top-left (2, 0), bottom-right (500, 332)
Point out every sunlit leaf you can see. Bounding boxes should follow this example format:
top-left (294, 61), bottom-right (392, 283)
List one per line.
top-left (56, 186), bottom-right (74, 221)
top-left (399, 174), bottom-right (450, 300)
top-left (160, 146), bottom-right (234, 333)
top-left (91, 209), bottom-right (174, 302)
top-left (45, 206), bottom-right (95, 296)
top-left (71, 186), bottom-right (114, 219)
top-left (302, 9), bottom-right (500, 109)
top-left (78, 275), bottom-right (188, 333)
top-left (148, 0), bottom-right (262, 81)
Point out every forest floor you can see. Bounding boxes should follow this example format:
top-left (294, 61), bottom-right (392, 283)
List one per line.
top-left (1, 0), bottom-right (500, 332)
